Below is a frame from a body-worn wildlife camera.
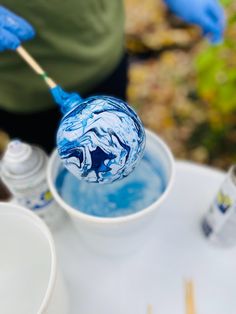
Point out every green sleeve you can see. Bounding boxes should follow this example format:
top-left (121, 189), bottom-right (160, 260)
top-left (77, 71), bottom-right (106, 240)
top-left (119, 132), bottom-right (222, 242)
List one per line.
top-left (0, 0), bottom-right (125, 113)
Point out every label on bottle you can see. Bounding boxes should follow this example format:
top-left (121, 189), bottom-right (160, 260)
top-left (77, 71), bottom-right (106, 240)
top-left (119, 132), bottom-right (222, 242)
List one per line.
top-left (14, 181), bottom-right (65, 229)
top-left (16, 181), bottom-right (54, 211)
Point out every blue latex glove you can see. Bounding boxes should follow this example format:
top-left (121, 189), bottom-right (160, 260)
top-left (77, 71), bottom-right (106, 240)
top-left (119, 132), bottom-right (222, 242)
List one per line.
top-left (0, 6), bottom-right (35, 51)
top-left (164, 0), bottom-right (226, 44)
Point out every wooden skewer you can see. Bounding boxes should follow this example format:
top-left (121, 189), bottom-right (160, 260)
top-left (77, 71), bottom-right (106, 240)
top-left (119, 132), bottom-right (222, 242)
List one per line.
top-left (16, 46), bottom-right (57, 89)
top-left (147, 304), bottom-right (153, 314)
top-left (185, 280), bottom-right (196, 314)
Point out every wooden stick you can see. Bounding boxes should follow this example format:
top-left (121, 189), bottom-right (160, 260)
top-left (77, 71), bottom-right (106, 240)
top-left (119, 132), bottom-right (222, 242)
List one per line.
top-left (147, 304), bottom-right (153, 314)
top-left (16, 46), bottom-right (57, 89)
top-left (185, 280), bottom-right (196, 314)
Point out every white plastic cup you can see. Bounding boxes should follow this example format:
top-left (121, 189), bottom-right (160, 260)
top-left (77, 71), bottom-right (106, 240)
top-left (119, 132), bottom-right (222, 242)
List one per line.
top-left (47, 129), bottom-right (175, 256)
top-left (0, 202), bottom-right (68, 314)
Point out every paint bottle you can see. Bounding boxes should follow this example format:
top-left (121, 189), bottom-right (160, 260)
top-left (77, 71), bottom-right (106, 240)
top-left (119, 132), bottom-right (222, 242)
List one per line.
top-left (201, 165), bottom-right (236, 247)
top-left (1, 139), bottom-right (66, 229)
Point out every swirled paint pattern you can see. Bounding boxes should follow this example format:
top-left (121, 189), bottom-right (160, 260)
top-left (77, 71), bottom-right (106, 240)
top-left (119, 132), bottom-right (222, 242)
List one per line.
top-left (56, 96), bottom-right (146, 184)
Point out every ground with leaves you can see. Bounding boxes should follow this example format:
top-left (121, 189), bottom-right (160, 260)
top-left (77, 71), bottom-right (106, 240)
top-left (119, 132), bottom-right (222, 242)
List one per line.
top-left (125, 0), bottom-right (236, 170)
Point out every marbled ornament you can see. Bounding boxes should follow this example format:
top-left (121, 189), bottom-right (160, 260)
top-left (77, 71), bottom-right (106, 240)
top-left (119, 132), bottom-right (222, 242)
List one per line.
top-left (56, 94), bottom-right (146, 184)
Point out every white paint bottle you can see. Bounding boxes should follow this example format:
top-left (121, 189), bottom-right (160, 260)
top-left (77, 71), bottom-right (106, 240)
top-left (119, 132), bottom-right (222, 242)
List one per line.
top-left (1, 139), bottom-right (66, 229)
top-left (202, 165), bottom-right (236, 247)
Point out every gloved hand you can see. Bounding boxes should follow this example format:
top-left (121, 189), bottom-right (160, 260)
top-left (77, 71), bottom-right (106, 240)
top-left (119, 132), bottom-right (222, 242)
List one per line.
top-left (0, 6), bottom-right (35, 51)
top-left (164, 0), bottom-right (226, 44)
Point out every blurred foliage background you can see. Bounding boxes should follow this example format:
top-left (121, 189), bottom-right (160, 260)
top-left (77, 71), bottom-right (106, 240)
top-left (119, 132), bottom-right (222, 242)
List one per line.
top-left (125, 0), bottom-right (236, 170)
top-left (0, 0), bottom-right (235, 171)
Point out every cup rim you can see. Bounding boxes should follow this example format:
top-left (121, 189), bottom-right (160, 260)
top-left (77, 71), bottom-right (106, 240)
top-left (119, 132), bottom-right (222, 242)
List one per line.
top-left (47, 129), bottom-right (175, 225)
top-left (0, 202), bottom-right (57, 313)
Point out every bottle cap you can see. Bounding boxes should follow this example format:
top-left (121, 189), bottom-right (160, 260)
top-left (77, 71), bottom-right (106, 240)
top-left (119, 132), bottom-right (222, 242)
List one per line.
top-left (2, 140), bottom-right (41, 176)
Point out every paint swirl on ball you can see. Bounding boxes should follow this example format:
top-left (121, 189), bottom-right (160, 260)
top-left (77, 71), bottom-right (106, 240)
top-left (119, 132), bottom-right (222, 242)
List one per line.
top-left (56, 96), bottom-right (146, 183)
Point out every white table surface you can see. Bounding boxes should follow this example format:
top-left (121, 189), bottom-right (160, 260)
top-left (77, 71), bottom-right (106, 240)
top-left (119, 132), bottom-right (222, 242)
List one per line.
top-left (53, 161), bottom-right (236, 314)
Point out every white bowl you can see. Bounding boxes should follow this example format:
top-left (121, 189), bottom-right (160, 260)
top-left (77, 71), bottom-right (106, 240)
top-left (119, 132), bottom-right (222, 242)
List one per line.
top-left (0, 202), bottom-right (68, 314)
top-left (47, 129), bottom-right (175, 255)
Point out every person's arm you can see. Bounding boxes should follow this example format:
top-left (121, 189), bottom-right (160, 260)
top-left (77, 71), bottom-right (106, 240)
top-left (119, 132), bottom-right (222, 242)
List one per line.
top-left (0, 6), bottom-right (35, 51)
top-left (163, 0), bottom-right (226, 44)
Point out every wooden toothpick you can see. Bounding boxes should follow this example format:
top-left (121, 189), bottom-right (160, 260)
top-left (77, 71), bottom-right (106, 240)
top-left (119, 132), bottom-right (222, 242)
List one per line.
top-left (147, 304), bottom-right (153, 314)
top-left (185, 279), bottom-right (196, 314)
top-left (16, 46), bottom-right (57, 89)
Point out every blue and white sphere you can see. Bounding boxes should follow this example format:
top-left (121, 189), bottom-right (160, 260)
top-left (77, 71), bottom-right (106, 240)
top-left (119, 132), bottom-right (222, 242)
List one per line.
top-left (56, 96), bottom-right (146, 184)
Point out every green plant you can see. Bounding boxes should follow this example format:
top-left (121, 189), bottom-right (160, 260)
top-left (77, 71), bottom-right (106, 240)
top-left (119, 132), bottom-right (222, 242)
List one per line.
top-left (192, 0), bottom-right (236, 167)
